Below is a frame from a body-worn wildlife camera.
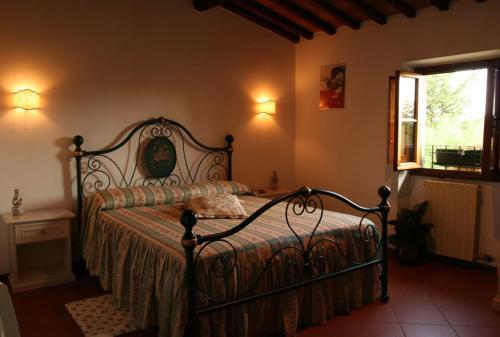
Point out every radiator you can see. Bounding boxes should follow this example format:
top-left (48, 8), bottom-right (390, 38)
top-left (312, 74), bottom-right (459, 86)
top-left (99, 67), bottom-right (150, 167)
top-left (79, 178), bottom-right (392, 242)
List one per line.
top-left (424, 180), bottom-right (480, 262)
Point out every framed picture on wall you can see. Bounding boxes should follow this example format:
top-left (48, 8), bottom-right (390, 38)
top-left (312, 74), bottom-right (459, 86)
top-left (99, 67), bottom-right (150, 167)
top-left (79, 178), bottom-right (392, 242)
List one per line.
top-left (320, 63), bottom-right (346, 110)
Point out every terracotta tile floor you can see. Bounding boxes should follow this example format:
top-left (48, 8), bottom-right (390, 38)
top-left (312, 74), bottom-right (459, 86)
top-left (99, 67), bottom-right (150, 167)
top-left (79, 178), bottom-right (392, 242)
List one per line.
top-left (9, 259), bottom-right (500, 337)
top-left (298, 260), bottom-right (500, 337)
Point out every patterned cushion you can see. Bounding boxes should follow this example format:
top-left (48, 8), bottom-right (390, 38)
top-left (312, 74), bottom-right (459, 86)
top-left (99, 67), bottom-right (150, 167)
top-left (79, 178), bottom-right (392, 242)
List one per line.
top-left (187, 180), bottom-right (252, 197)
top-left (86, 180), bottom-right (251, 210)
top-left (185, 194), bottom-right (248, 219)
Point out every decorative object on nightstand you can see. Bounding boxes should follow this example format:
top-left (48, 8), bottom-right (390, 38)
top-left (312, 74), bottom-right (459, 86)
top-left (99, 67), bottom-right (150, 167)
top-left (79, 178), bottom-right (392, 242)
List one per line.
top-left (270, 170), bottom-right (279, 190)
top-left (11, 189), bottom-right (24, 216)
top-left (2, 208), bottom-right (76, 293)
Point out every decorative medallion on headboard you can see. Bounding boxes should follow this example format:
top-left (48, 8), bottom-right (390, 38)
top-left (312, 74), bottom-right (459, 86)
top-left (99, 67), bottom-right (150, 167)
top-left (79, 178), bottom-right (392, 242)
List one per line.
top-left (72, 117), bottom-right (233, 204)
top-left (144, 136), bottom-right (176, 178)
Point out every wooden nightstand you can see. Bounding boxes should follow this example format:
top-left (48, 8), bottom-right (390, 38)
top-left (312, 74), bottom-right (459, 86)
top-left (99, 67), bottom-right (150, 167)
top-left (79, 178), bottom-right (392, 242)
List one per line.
top-left (2, 209), bottom-right (75, 293)
top-left (253, 187), bottom-right (296, 199)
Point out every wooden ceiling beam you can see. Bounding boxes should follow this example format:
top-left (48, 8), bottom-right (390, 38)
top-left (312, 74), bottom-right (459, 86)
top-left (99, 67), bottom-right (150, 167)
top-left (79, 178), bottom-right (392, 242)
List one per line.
top-left (234, 0), bottom-right (314, 40)
top-left (386, 0), bottom-right (416, 18)
top-left (221, 2), bottom-right (300, 43)
top-left (429, 0), bottom-right (450, 11)
top-left (271, 0), bottom-right (336, 35)
top-left (193, 0), bottom-right (225, 11)
top-left (312, 0), bottom-right (360, 30)
top-left (345, 0), bottom-right (386, 25)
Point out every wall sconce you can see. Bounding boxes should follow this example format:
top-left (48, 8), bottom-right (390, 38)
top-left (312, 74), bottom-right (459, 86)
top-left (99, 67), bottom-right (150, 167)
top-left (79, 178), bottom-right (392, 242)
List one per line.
top-left (258, 100), bottom-right (276, 115)
top-left (14, 89), bottom-right (40, 110)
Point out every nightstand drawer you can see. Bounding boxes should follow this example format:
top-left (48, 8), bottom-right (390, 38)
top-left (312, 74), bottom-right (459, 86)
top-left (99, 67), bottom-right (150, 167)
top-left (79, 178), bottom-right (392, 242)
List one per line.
top-left (15, 221), bottom-right (67, 244)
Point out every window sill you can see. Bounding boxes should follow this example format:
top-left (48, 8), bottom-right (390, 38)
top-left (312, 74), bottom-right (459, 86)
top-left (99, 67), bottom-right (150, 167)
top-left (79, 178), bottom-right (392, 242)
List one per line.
top-left (410, 168), bottom-right (500, 182)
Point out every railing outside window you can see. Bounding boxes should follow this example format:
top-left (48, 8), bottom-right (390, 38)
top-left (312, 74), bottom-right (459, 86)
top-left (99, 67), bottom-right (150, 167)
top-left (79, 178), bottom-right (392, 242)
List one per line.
top-left (422, 145), bottom-right (482, 172)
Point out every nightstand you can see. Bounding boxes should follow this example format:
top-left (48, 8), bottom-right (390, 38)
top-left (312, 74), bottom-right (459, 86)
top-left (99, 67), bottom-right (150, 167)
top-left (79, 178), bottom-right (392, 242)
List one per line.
top-left (253, 187), bottom-right (296, 199)
top-left (2, 209), bottom-right (75, 293)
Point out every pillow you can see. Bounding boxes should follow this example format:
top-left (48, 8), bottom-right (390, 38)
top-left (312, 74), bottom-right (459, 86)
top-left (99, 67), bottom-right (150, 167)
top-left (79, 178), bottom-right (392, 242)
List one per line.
top-left (185, 194), bottom-right (248, 219)
top-left (88, 185), bottom-right (193, 210)
top-left (85, 180), bottom-right (252, 211)
top-left (186, 180), bottom-right (252, 197)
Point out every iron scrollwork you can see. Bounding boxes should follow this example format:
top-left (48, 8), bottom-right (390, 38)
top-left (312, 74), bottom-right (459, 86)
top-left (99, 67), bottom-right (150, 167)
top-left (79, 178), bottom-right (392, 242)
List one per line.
top-left (74, 117), bottom-right (233, 197)
top-left (192, 188), bottom-right (383, 306)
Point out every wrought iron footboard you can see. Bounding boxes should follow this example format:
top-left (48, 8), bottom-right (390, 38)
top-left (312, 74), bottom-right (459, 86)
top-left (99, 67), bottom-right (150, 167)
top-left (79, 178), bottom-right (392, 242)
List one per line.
top-left (180, 185), bottom-right (391, 337)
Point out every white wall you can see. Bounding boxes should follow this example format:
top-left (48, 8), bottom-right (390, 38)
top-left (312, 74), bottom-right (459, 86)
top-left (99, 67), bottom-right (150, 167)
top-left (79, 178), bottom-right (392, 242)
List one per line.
top-left (295, 0), bottom-right (500, 260)
top-left (0, 0), bottom-right (296, 274)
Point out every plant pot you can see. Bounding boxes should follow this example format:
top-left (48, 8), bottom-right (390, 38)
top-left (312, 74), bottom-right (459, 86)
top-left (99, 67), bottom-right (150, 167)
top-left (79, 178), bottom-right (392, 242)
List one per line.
top-left (397, 246), bottom-right (423, 265)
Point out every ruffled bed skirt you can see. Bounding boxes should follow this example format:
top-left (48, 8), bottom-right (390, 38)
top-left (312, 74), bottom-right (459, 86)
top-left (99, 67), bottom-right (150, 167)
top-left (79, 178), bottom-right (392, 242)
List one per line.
top-left (83, 213), bottom-right (379, 337)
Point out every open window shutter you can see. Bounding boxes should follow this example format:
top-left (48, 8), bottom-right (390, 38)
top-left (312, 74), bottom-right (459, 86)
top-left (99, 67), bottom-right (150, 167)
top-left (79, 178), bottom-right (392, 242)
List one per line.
top-left (388, 77), bottom-right (396, 163)
top-left (491, 64), bottom-right (500, 174)
top-left (392, 71), bottom-right (424, 171)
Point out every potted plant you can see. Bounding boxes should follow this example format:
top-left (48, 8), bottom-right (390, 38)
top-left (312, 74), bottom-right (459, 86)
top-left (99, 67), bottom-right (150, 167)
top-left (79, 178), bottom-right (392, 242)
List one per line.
top-left (388, 201), bottom-right (434, 265)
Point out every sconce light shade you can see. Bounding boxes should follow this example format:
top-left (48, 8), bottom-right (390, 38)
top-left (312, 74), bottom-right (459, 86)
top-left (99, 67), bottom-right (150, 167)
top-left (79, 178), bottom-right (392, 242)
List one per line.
top-left (14, 89), bottom-right (40, 110)
top-left (258, 100), bottom-right (276, 115)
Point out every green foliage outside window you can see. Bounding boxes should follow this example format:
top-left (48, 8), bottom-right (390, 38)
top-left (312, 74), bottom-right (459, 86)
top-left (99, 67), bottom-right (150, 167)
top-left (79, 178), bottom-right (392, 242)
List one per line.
top-left (421, 70), bottom-right (486, 169)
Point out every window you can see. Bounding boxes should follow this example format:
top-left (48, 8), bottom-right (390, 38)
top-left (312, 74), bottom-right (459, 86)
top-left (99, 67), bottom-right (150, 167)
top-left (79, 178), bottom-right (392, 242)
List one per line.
top-left (389, 59), bottom-right (500, 180)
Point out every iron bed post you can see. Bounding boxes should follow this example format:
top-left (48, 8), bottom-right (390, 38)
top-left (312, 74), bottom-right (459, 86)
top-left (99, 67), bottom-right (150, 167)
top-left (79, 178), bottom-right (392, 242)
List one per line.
top-left (72, 135), bottom-right (85, 235)
top-left (225, 135), bottom-right (233, 181)
top-left (72, 135), bottom-right (88, 274)
top-left (181, 209), bottom-right (200, 337)
top-left (378, 186), bottom-right (391, 303)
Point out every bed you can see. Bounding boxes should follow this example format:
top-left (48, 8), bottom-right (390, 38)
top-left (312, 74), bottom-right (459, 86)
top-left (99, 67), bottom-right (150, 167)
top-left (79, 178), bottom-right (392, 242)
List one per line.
top-left (72, 117), bottom-right (390, 337)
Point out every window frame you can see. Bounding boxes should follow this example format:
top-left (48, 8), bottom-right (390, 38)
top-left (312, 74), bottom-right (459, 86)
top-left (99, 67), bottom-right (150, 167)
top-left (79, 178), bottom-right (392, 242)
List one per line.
top-left (390, 58), bottom-right (500, 181)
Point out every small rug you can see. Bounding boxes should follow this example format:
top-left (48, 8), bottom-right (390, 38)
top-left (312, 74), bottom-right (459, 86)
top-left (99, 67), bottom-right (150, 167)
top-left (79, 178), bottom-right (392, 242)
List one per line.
top-left (65, 294), bottom-right (139, 337)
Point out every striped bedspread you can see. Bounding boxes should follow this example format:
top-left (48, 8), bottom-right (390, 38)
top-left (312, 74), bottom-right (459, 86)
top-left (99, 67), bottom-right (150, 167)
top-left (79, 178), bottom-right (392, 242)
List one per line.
top-left (82, 191), bottom-right (379, 337)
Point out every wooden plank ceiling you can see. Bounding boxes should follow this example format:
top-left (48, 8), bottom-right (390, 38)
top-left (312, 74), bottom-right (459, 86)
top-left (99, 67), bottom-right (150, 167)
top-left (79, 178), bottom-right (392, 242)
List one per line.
top-left (193, 0), bottom-right (488, 43)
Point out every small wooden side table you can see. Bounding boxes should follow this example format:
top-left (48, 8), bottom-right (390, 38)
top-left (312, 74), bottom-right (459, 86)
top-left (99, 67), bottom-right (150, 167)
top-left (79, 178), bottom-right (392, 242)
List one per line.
top-left (2, 209), bottom-right (75, 293)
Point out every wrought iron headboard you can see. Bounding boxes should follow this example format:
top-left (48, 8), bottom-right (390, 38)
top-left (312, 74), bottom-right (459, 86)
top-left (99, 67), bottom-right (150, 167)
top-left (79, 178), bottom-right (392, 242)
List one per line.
top-left (72, 117), bottom-right (233, 227)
